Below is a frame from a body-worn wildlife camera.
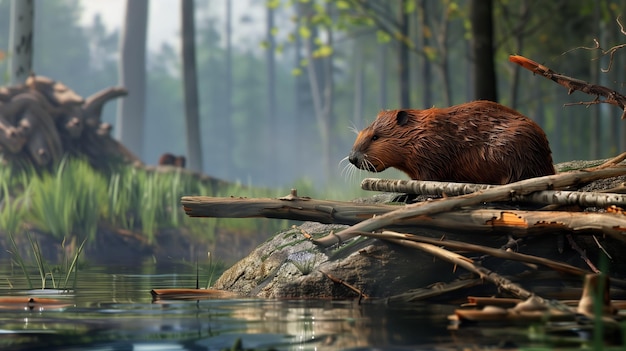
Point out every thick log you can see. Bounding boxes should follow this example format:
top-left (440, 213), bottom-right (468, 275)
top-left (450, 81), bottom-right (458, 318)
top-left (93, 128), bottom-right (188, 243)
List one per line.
top-left (182, 194), bottom-right (390, 224)
top-left (181, 194), bottom-right (626, 242)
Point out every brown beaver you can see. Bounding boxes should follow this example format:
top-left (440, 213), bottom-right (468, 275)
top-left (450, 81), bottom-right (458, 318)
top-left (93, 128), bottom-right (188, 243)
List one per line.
top-left (349, 100), bottom-right (554, 184)
top-left (159, 153), bottom-right (186, 168)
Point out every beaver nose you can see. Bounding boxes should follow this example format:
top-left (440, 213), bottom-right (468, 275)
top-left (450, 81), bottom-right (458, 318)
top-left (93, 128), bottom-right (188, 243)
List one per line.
top-left (348, 151), bottom-right (360, 166)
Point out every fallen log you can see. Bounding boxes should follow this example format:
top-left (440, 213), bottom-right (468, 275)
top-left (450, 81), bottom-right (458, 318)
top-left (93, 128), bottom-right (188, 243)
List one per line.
top-left (181, 193), bottom-right (626, 243)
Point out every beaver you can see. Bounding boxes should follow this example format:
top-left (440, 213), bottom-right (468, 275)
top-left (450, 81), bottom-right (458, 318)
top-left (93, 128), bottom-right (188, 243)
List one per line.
top-left (348, 100), bottom-right (554, 184)
top-left (159, 153), bottom-right (186, 168)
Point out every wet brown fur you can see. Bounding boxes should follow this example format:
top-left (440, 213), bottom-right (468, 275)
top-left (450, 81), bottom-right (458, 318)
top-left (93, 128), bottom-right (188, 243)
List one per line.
top-left (349, 100), bottom-right (554, 184)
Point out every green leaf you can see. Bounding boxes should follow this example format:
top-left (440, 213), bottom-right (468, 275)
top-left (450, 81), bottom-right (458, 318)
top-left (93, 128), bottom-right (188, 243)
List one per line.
top-left (405, 0), bottom-right (416, 13)
top-left (299, 25), bottom-right (311, 39)
top-left (267, 0), bottom-right (280, 9)
top-left (376, 30), bottom-right (391, 43)
top-left (313, 44), bottom-right (333, 58)
top-left (336, 0), bottom-right (350, 10)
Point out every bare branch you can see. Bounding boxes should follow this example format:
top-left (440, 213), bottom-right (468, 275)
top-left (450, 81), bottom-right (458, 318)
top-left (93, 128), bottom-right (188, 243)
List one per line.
top-left (509, 55), bottom-right (626, 118)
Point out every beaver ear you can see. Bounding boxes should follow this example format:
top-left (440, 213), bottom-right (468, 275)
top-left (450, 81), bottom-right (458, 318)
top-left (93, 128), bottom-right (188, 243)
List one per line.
top-left (396, 110), bottom-right (409, 126)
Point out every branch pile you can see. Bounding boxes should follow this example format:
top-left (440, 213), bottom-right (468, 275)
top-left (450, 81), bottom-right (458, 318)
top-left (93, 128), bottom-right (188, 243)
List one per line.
top-left (0, 75), bottom-right (139, 169)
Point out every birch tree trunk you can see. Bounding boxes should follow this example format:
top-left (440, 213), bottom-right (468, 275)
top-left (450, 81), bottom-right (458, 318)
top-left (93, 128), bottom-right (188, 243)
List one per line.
top-left (181, 0), bottom-right (204, 172)
top-left (7, 0), bottom-right (34, 85)
top-left (116, 0), bottom-right (148, 160)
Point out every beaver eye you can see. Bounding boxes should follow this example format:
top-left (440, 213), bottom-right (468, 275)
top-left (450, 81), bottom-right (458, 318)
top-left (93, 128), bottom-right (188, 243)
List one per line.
top-left (371, 135), bottom-right (379, 141)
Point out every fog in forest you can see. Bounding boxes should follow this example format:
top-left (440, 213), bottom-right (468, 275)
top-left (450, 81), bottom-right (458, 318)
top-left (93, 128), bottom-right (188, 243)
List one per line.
top-left (3, 0), bottom-right (626, 193)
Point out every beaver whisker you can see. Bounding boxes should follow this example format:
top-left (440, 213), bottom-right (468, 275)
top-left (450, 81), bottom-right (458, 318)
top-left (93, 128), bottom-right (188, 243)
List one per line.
top-left (367, 154), bottom-right (388, 172)
top-left (338, 156), bottom-right (354, 178)
top-left (361, 156), bottom-right (380, 173)
top-left (348, 122), bottom-right (361, 135)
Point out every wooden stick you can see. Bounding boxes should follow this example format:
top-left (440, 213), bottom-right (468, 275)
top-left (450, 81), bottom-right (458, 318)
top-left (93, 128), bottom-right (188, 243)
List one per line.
top-left (509, 55), bottom-right (626, 118)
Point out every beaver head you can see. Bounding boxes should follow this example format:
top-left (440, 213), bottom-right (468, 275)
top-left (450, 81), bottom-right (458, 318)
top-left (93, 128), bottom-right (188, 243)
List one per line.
top-left (349, 109), bottom-right (415, 175)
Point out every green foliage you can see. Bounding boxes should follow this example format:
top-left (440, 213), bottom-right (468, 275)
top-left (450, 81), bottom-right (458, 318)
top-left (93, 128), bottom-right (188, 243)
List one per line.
top-left (7, 232), bottom-right (86, 290)
top-left (27, 158), bottom-right (108, 242)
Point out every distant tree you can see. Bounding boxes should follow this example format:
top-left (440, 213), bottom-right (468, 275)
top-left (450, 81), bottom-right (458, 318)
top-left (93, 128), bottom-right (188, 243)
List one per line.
top-left (7, 0), bottom-right (34, 84)
top-left (266, 0), bottom-right (277, 174)
top-left (469, 0), bottom-right (497, 101)
top-left (298, 1), bottom-right (335, 181)
top-left (181, 0), bottom-right (203, 172)
top-left (116, 0), bottom-right (149, 160)
top-left (223, 0), bottom-right (233, 177)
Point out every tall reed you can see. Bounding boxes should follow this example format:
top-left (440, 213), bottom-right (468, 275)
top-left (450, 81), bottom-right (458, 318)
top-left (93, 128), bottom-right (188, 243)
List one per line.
top-left (27, 157), bottom-right (108, 242)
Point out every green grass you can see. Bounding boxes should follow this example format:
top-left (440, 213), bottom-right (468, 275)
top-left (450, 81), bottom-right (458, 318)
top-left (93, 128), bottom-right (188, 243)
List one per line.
top-left (0, 157), bottom-right (300, 250)
top-left (6, 232), bottom-right (86, 290)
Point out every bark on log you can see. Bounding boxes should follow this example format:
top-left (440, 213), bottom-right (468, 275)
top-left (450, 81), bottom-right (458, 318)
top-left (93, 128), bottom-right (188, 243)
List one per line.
top-left (360, 178), bottom-right (626, 207)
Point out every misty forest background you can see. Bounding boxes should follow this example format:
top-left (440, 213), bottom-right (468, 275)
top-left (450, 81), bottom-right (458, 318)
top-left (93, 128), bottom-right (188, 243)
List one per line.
top-left (2, 0), bottom-right (626, 192)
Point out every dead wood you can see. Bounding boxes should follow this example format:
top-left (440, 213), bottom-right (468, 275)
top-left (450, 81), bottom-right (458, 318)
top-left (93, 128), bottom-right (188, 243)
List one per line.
top-left (0, 75), bottom-right (138, 169)
top-left (314, 166), bottom-right (626, 247)
top-left (181, 194), bottom-right (626, 244)
top-left (373, 237), bottom-right (539, 301)
top-left (360, 230), bottom-right (626, 289)
top-left (509, 54), bottom-right (626, 118)
top-left (360, 177), bottom-right (626, 207)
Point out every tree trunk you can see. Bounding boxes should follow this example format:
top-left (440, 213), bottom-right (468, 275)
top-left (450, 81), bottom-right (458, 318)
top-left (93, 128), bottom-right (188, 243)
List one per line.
top-left (417, 0), bottom-right (432, 108)
top-left (377, 42), bottom-right (388, 108)
top-left (589, 1), bottom-right (601, 159)
top-left (181, 0), bottom-right (203, 172)
top-left (266, 1), bottom-right (277, 176)
top-left (352, 38), bottom-right (364, 127)
top-left (303, 3), bottom-right (334, 182)
top-left (223, 0), bottom-right (233, 177)
top-left (116, 0), bottom-right (148, 160)
top-left (8, 0), bottom-right (34, 85)
top-left (469, 0), bottom-right (497, 102)
top-left (398, 0), bottom-right (411, 108)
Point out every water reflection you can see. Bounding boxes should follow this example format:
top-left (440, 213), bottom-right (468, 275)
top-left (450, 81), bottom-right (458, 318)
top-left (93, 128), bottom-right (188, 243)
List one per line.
top-left (0, 262), bottom-right (516, 350)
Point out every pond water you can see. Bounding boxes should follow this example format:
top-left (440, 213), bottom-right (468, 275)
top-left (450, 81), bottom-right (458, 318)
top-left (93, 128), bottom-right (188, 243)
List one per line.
top-left (0, 261), bottom-right (604, 350)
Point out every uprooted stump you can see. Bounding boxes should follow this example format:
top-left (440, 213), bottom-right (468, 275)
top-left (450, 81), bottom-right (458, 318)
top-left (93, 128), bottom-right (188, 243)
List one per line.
top-left (0, 75), bottom-right (139, 170)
